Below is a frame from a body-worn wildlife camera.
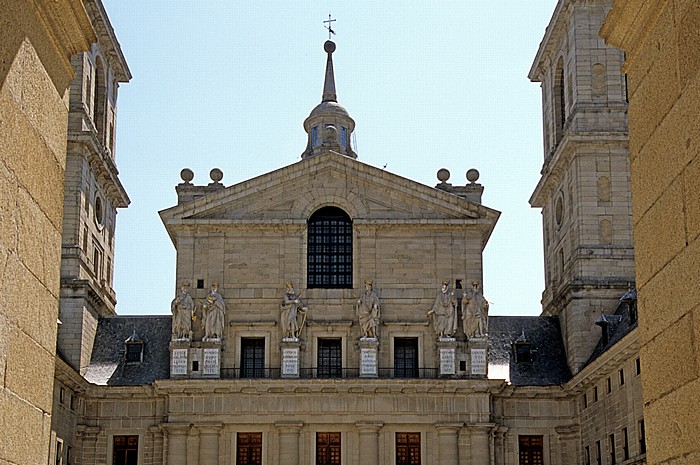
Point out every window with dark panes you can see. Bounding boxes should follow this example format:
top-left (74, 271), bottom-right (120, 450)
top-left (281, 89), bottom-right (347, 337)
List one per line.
top-left (396, 432), bottom-right (421, 465)
top-left (518, 435), bottom-right (544, 465)
top-left (316, 432), bottom-right (341, 465)
top-left (394, 338), bottom-right (418, 378)
top-left (318, 339), bottom-right (342, 378)
top-left (307, 207), bottom-right (352, 288)
top-left (236, 433), bottom-right (262, 465)
top-left (240, 338), bottom-right (265, 378)
top-left (113, 435), bottom-right (138, 465)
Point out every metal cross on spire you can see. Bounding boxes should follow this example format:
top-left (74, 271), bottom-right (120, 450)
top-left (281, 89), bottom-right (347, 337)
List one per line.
top-left (323, 14), bottom-right (336, 40)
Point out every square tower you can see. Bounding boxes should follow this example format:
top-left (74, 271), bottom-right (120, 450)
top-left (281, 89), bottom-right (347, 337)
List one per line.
top-left (57, 0), bottom-right (131, 374)
top-left (529, 0), bottom-right (635, 373)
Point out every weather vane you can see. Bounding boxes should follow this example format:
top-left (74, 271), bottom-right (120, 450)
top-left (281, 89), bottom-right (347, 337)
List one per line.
top-left (323, 14), bottom-right (336, 40)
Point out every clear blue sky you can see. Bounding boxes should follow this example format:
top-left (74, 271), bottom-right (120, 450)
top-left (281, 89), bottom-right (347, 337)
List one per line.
top-left (104, 0), bottom-right (558, 316)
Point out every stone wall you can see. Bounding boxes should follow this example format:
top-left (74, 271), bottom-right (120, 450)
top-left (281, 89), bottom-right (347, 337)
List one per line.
top-left (0, 1), bottom-right (93, 463)
top-left (601, 1), bottom-right (700, 464)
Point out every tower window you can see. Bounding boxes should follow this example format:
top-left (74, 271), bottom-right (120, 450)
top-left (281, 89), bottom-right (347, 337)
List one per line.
top-left (553, 57), bottom-right (566, 145)
top-left (307, 207), bottom-right (352, 288)
top-left (312, 126), bottom-right (319, 147)
top-left (340, 126), bottom-right (347, 147)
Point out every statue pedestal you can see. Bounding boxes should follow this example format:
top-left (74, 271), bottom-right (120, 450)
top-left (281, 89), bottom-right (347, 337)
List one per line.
top-left (281, 339), bottom-right (301, 378)
top-left (169, 341), bottom-right (189, 378)
top-left (358, 338), bottom-right (379, 378)
top-left (437, 337), bottom-right (457, 376)
top-left (467, 337), bottom-right (488, 377)
top-left (170, 340), bottom-right (221, 379)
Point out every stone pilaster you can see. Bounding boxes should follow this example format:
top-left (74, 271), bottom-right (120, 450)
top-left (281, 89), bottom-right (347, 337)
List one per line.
top-left (356, 422), bottom-right (383, 465)
top-left (76, 426), bottom-right (100, 465)
top-left (492, 426), bottom-right (508, 465)
top-left (435, 423), bottom-right (462, 465)
top-left (163, 423), bottom-right (189, 465)
top-left (148, 426), bottom-right (164, 465)
top-left (555, 424), bottom-right (580, 465)
top-left (197, 424), bottom-right (222, 465)
top-left (187, 425), bottom-right (200, 465)
top-left (276, 422), bottom-right (303, 465)
top-left (468, 423), bottom-right (495, 465)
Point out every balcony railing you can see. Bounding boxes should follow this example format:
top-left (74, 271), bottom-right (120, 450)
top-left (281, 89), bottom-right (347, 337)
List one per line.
top-left (219, 367), bottom-right (441, 380)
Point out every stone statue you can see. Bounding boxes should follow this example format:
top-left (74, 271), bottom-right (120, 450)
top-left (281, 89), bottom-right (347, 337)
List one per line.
top-left (427, 280), bottom-right (457, 338)
top-left (355, 279), bottom-right (381, 339)
top-left (203, 282), bottom-right (225, 341)
top-left (171, 282), bottom-right (194, 340)
top-left (462, 280), bottom-right (489, 338)
top-left (281, 281), bottom-right (307, 339)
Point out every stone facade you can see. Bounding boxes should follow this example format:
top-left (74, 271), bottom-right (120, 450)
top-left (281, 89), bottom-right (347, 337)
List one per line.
top-left (529, 0), bottom-right (635, 375)
top-left (34, 1), bottom-right (659, 465)
top-left (601, 2), bottom-right (700, 464)
top-left (0, 0), bottom-right (94, 464)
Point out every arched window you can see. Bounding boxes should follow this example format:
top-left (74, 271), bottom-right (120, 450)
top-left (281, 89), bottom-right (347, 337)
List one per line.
top-left (553, 57), bottom-right (566, 145)
top-left (307, 206), bottom-right (352, 288)
top-left (93, 57), bottom-right (107, 143)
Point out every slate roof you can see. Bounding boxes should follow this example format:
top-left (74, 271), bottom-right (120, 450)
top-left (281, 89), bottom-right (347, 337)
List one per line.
top-left (488, 316), bottom-right (571, 386)
top-left (585, 295), bottom-right (638, 366)
top-left (84, 316), bottom-right (171, 386)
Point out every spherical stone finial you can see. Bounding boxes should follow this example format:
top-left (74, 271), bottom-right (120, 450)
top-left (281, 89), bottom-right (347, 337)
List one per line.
top-left (324, 40), bottom-right (336, 54)
top-left (210, 168), bottom-right (224, 183)
top-left (180, 168), bottom-right (194, 184)
top-left (437, 168), bottom-right (451, 183)
top-left (466, 168), bottom-right (480, 183)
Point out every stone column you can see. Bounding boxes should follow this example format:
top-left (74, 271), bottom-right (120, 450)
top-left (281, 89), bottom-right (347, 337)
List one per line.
top-left (469, 423), bottom-right (495, 465)
top-left (356, 422), bottom-right (383, 465)
top-left (435, 423), bottom-right (462, 465)
top-left (198, 424), bottom-right (222, 465)
top-left (164, 423), bottom-right (189, 465)
top-left (276, 422), bottom-right (303, 465)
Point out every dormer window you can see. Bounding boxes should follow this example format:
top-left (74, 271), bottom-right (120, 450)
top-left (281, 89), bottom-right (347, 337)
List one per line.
top-left (125, 330), bottom-right (143, 363)
top-left (514, 341), bottom-right (534, 363)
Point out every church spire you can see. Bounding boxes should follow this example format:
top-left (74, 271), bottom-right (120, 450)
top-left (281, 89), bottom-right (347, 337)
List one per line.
top-left (322, 41), bottom-right (337, 102)
top-left (302, 39), bottom-right (357, 160)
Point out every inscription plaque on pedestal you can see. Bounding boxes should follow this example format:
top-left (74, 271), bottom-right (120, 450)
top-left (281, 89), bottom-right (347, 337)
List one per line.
top-left (282, 347), bottom-right (300, 377)
top-left (360, 347), bottom-right (378, 377)
top-left (203, 348), bottom-right (220, 376)
top-left (171, 348), bottom-right (188, 376)
top-left (440, 347), bottom-right (456, 375)
top-left (471, 348), bottom-right (487, 375)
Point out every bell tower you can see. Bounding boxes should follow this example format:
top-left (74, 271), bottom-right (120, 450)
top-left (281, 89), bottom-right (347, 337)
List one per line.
top-left (529, 0), bottom-right (635, 373)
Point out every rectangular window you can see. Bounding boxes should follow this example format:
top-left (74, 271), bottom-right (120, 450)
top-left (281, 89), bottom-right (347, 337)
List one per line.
top-left (241, 338), bottom-right (265, 378)
top-left (585, 445), bottom-right (591, 465)
top-left (312, 126), bottom-right (319, 147)
top-left (394, 338), bottom-right (418, 378)
top-left (518, 436), bottom-right (544, 465)
top-left (318, 339), bottom-right (342, 378)
top-left (635, 357), bottom-right (641, 375)
top-left (340, 126), bottom-right (347, 147)
top-left (55, 438), bottom-right (63, 465)
top-left (82, 227), bottom-right (88, 252)
top-left (639, 419), bottom-right (646, 454)
top-left (619, 368), bottom-right (625, 386)
top-left (594, 386), bottom-right (598, 402)
top-left (606, 377), bottom-right (612, 394)
top-left (316, 432), bottom-right (341, 465)
top-left (396, 433), bottom-right (421, 465)
top-left (106, 257), bottom-right (112, 285)
top-left (113, 435), bottom-right (138, 465)
top-left (237, 433), bottom-right (262, 465)
top-left (582, 393), bottom-right (588, 409)
top-left (609, 433), bottom-right (616, 464)
top-left (596, 440), bottom-right (601, 465)
top-left (126, 343), bottom-right (143, 363)
top-left (622, 428), bottom-right (629, 460)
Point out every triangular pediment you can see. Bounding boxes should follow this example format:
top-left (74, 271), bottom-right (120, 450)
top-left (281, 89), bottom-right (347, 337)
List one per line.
top-left (160, 152), bottom-right (500, 238)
